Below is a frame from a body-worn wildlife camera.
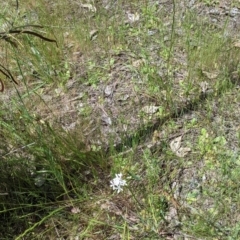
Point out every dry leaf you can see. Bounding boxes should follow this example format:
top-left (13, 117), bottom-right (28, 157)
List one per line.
top-left (176, 147), bottom-right (191, 157)
top-left (126, 11), bottom-right (140, 23)
top-left (202, 70), bottom-right (219, 79)
top-left (170, 136), bottom-right (182, 153)
top-left (199, 81), bottom-right (209, 93)
top-left (170, 135), bottom-right (191, 157)
top-left (81, 3), bottom-right (96, 12)
top-left (142, 105), bottom-right (159, 114)
top-left (234, 40), bottom-right (240, 48)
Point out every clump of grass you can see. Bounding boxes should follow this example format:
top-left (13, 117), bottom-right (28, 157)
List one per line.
top-left (0, 1), bottom-right (108, 238)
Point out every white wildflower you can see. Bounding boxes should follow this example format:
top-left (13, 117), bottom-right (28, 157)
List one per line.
top-left (110, 173), bottom-right (127, 193)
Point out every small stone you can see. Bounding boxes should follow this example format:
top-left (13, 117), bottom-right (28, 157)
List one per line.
top-left (229, 8), bottom-right (239, 17)
top-left (104, 85), bottom-right (113, 97)
top-left (209, 9), bottom-right (220, 15)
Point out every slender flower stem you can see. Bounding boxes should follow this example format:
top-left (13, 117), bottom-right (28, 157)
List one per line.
top-left (127, 186), bottom-right (142, 210)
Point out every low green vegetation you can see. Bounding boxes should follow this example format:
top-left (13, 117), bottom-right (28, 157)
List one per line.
top-left (1, 0), bottom-right (240, 239)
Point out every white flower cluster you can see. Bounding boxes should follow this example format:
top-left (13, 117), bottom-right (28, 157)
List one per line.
top-left (110, 173), bottom-right (127, 193)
